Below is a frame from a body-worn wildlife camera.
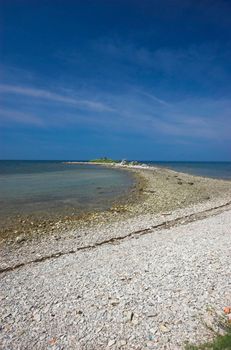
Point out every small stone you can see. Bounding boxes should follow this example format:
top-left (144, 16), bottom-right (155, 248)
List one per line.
top-left (147, 313), bottom-right (157, 318)
top-left (147, 341), bottom-right (154, 347)
top-left (15, 235), bottom-right (26, 243)
top-left (2, 313), bottom-right (11, 319)
top-left (149, 333), bottom-right (156, 341)
top-left (224, 306), bottom-right (231, 314)
top-left (108, 339), bottom-right (115, 347)
top-left (33, 312), bottom-right (41, 322)
top-left (43, 305), bottom-right (50, 314)
top-left (48, 337), bottom-right (57, 345)
top-left (132, 318), bottom-right (139, 325)
top-left (96, 327), bottom-right (103, 333)
top-left (150, 327), bottom-right (157, 334)
top-left (110, 299), bottom-right (119, 306)
top-left (159, 324), bottom-right (169, 333)
top-left (125, 311), bottom-right (134, 322)
top-left (119, 339), bottom-right (127, 346)
top-left (203, 313), bottom-right (215, 329)
top-left (76, 310), bottom-right (83, 315)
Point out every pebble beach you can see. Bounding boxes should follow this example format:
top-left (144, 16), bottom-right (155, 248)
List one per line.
top-left (1, 164), bottom-right (231, 349)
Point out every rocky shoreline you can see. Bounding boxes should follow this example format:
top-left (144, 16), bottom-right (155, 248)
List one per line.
top-left (1, 165), bottom-right (231, 349)
top-left (1, 165), bottom-right (231, 268)
top-left (1, 163), bottom-right (231, 243)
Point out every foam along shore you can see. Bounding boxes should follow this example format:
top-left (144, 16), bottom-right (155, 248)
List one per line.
top-left (64, 160), bottom-right (155, 169)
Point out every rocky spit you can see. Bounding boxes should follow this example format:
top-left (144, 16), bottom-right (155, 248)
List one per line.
top-left (0, 166), bottom-right (231, 349)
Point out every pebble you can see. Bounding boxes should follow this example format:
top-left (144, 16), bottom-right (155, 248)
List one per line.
top-left (108, 339), bottom-right (115, 347)
top-left (131, 318), bottom-right (139, 325)
top-left (33, 312), bottom-right (41, 322)
top-left (119, 339), bottom-right (127, 346)
top-left (15, 235), bottom-right (26, 243)
top-left (110, 299), bottom-right (119, 306)
top-left (149, 328), bottom-right (157, 334)
top-left (125, 311), bottom-right (134, 322)
top-left (159, 324), bottom-right (169, 333)
top-left (147, 341), bottom-right (155, 347)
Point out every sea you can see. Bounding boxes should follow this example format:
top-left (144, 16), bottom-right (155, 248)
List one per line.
top-left (144, 161), bottom-right (231, 180)
top-left (0, 160), bottom-right (230, 223)
top-left (0, 160), bottom-right (134, 223)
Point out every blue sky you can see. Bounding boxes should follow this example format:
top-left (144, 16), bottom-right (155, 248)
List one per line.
top-left (0, 0), bottom-right (231, 160)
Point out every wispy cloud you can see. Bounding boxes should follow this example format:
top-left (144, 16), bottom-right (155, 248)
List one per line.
top-left (0, 84), bottom-right (114, 112)
top-left (99, 90), bottom-right (231, 141)
top-left (133, 89), bottom-right (171, 107)
top-left (1, 74), bottom-right (230, 144)
top-left (0, 108), bottom-right (44, 127)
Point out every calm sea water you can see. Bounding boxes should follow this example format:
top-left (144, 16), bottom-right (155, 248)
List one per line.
top-left (0, 161), bottom-right (134, 221)
top-left (0, 160), bottom-right (230, 223)
top-left (144, 161), bottom-right (231, 179)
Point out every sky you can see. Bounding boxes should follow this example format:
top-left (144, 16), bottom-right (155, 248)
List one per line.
top-left (0, 0), bottom-right (231, 161)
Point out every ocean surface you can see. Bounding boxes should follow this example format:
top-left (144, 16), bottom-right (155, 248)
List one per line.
top-left (0, 160), bottom-right (230, 224)
top-left (145, 161), bottom-right (231, 180)
top-left (0, 161), bottom-right (134, 221)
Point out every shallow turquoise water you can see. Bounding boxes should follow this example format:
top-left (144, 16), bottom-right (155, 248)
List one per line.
top-left (0, 161), bottom-right (134, 219)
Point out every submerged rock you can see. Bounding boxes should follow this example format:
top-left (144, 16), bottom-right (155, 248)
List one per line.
top-left (15, 235), bottom-right (26, 244)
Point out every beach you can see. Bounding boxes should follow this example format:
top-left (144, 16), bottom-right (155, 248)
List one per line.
top-left (1, 163), bottom-right (231, 243)
top-left (3, 0), bottom-right (231, 348)
top-left (1, 165), bottom-right (231, 349)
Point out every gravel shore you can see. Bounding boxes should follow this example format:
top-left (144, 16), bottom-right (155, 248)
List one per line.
top-left (0, 166), bottom-right (231, 349)
top-left (1, 165), bottom-right (231, 269)
top-left (1, 209), bottom-right (231, 349)
top-left (1, 164), bottom-right (231, 242)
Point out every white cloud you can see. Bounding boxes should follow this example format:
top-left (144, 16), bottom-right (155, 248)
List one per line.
top-left (1, 82), bottom-right (230, 143)
top-left (0, 84), bottom-right (114, 112)
top-left (0, 108), bottom-right (44, 126)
